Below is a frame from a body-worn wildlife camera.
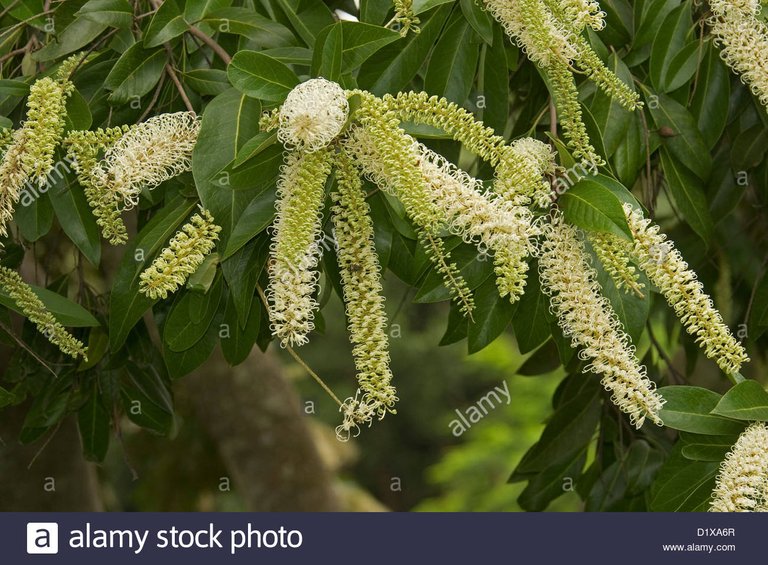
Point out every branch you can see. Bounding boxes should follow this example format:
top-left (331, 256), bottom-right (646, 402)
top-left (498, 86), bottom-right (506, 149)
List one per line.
top-left (187, 25), bottom-right (232, 65)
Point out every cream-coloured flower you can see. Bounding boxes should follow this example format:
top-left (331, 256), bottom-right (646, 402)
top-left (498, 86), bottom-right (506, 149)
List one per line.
top-left (0, 266), bottom-right (87, 359)
top-left (588, 231), bottom-right (645, 298)
top-left (710, 422), bottom-right (768, 512)
top-left (139, 208), bottom-right (221, 299)
top-left (97, 112), bottom-right (200, 209)
top-left (624, 204), bottom-right (749, 376)
top-left (709, 0), bottom-right (768, 108)
top-left (267, 148), bottom-right (333, 347)
top-left (278, 78), bottom-right (349, 152)
top-left (332, 150), bottom-right (397, 417)
top-left (335, 390), bottom-right (377, 442)
top-left (538, 213), bottom-right (665, 428)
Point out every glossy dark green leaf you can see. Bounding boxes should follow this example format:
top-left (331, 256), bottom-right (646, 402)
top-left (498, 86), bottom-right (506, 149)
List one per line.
top-left (232, 131), bottom-right (277, 169)
top-left (103, 43), bottom-right (165, 104)
top-left (467, 276), bottom-right (517, 354)
top-left (77, 383), bottom-right (110, 461)
top-left (589, 54), bottom-right (634, 157)
top-left (660, 149), bottom-right (714, 243)
top-left (711, 380), bottom-right (768, 421)
top-left (680, 433), bottom-right (739, 462)
top-left (227, 50), bottom-right (299, 102)
top-left (272, 0), bottom-right (335, 46)
top-left (33, 17), bottom-right (107, 61)
top-left (22, 375), bottom-right (72, 429)
top-left (221, 297), bottom-right (260, 365)
top-left (511, 261), bottom-right (550, 354)
top-left (425, 13), bottom-right (480, 103)
top-left (559, 178), bottom-right (633, 240)
top-left (164, 277), bottom-right (224, 352)
top-left (164, 305), bottom-right (222, 379)
top-left (121, 362), bottom-right (174, 434)
top-left (691, 42), bottom-right (730, 149)
top-left (460, 0), bottom-right (493, 42)
top-left (649, 3), bottom-right (693, 92)
top-left (144, 0), bottom-right (187, 48)
top-left (730, 124), bottom-right (768, 170)
top-left (203, 7), bottom-right (294, 48)
top-left (593, 253), bottom-right (650, 343)
top-left (481, 24), bottom-right (509, 135)
top-left (221, 236), bottom-right (268, 327)
top-left (183, 69), bottom-right (230, 96)
top-left (77, 0), bottom-right (132, 28)
top-left (15, 190), bottom-right (53, 242)
top-left (415, 244), bottom-right (492, 303)
top-left (0, 283), bottom-right (99, 327)
top-left (658, 386), bottom-right (746, 434)
top-left (649, 445), bottom-right (718, 512)
top-left (49, 174), bottom-right (101, 266)
top-left (314, 22), bottom-right (343, 82)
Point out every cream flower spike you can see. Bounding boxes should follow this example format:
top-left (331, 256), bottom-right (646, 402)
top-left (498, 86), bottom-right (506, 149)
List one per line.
top-left (709, 0), bottom-right (768, 108)
top-left (710, 422), bottom-right (768, 512)
top-left (267, 148), bottom-right (334, 347)
top-left (0, 267), bottom-right (87, 359)
top-left (278, 78), bottom-right (349, 152)
top-left (538, 213), bottom-right (665, 428)
top-left (623, 204), bottom-right (749, 376)
top-left (98, 112), bottom-right (200, 210)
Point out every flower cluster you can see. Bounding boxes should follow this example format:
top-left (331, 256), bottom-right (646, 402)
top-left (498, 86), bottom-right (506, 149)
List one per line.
top-left (482, 0), bottom-right (641, 164)
top-left (710, 422), bottom-right (768, 512)
top-left (538, 212), bottom-right (665, 428)
top-left (391, 0), bottom-right (420, 36)
top-left (623, 204), bottom-right (749, 376)
top-left (277, 78), bottom-right (349, 152)
top-left (139, 208), bottom-right (221, 300)
top-left (708, 0), bottom-right (768, 108)
top-left (588, 231), bottom-right (645, 298)
top-left (95, 112), bottom-right (200, 210)
top-left (0, 55), bottom-right (78, 238)
top-left (0, 266), bottom-right (87, 359)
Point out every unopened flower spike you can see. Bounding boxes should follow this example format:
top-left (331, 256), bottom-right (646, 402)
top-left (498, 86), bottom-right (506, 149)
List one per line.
top-left (0, 267), bottom-right (87, 359)
top-left (623, 204), bottom-right (749, 376)
top-left (0, 69), bottom-right (76, 237)
top-left (139, 207), bottom-right (221, 300)
top-left (267, 148), bottom-right (333, 347)
top-left (588, 231), bottom-right (645, 298)
top-left (709, 0), bottom-right (768, 108)
top-left (710, 422), bottom-right (768, 512)
top-left (64, 126), bottom-right (132, 244)
top-left (277, 78), bottom-right (349, 152)
top-left (96, 112), bottom-right (200, 210)
top-left (538, 212), bottom-right (665, 428)
top-left (332, 150), bottom-right (397, 418)
top-left (342, 107), bottom-right (475, 318)
top-left (390, 0), bottom-right (420, 36)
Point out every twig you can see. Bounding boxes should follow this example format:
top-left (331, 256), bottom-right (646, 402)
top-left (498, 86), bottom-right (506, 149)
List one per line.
top-left (186, 25), bottom-right (232, 65)
top-left (138, 69), bottom-right (166, 122)
top-left (165, 62), bottom-right (194, 113)
top-left (27, 419), bottom-right (63, 470)
top-left (646, 321), bottom-right (684, 384)
top-left (0, 320), bottom-right (58, 378)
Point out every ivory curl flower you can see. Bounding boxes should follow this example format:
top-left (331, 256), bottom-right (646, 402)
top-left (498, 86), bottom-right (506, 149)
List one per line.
top-left (0, 267), bottom-right (87, 359)
top-left (332, 150), bottom-right (397, 417)
top-left (64, 126), bottom-right (131, 244)
top-left (538, 213), bottom-right (665, 428)
top-left (96, 112), bottom-right (200, 210)
top-left (709, 0), bottom-right (768, 108)
top-left (623, 204), bottom-right (749, 376)
top-left (267, 148), bottom-right (333, 347)
top-left (710, 422), bottom-right (768, 512)
top-left (0, 65), bottom-right (76, 237)
top-left (139, 208), bottom-right (221, 300)
top-left (277, 78), bottom-right (349, 152)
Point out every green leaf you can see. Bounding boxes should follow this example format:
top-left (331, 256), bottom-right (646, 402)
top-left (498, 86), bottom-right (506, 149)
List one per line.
top-left (358, 4), bottom-right (452, 95)
top-left (313, 22), bottom-right (343, 81)
top-left (23, 374), bottom-right (72, 429)
top-left (77, 0), bottom-right (132, 28)
top-left (424, 13), bottom-right (480, 104)
top-left (691, 42), bottom-right (730, 149)
top-left (221, 297), bottom-right (260, 365)
top-left (77, 384), bottom-right (110, 462)
top-left (121, 362), bottom-right (174, 434)
top-left (414, 244), bottom-right (492, 303)
top-left (103, 43), bottom-right (165, 104)
top-left (680, 433), bottom-right (739, 462)
top-left (49, 174), bottom-right (101, 266)
top-left (593, 255), bottom-right (650, 343)
top-left (33, 17), bottom-right (107, 61)
top-left (64, 89), bottom-right (93, 131)
top-left (314, 21), bottom-right (401, 76)
top-left (163, 277), bottom-right (224, 352)
top-left (164, 305), bottom-right (222, 379)
top-left (231, 131), bottom-right (277, 169)
top-left (227, 50), bottom-right (299, 102)
top-left (730, 124), bottom-right (768, 170)
top-left (589, 54), bottom-right (634, 157)
top-left (559, 179), bottom-right (633, 240)
top-left (144, 0), bottom-right (187, 48)
top-left (659, 149), bottom-right (714, 243)
top-left (15, 190), bottom-right (53, 241)
top-left (511, 260), bottom-right (550, 354)
top-left (650, 444), bottom-right (718, 512)
top-left (183, 69), bottom-right (230, 96)
top-left (272, 0), bottom-right (335, 46)
top-left (658, 386), bottom-right (746, 434)
top-left (649, 3), bottom-right (693, 92)
top-left (192, 89), bottom-right (263, 254)
top-left (646, 91), bottom-right (711, 180)
top-left (711, 380), bottom-right (768, 421)
top-left (184, 0), bottom-right (232, 22)
top-left (221, 236), bottom-right (268, 326)
top-left (481, 24), bottom-right (509, 135)
top-left (468, 276), bottom-right (517, 354)
top-left (460, 0), bottom-right (493, 41)
top-left (0, 281), bottom-right (98, 327)
top-left (109, 197), bottom-right (197, 351)
top-left (202, 7), bottom-right (294, 48)
top-left (413, 0), bottom-right (454, 13)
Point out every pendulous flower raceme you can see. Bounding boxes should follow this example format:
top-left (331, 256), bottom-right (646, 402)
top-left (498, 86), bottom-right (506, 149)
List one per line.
top-left (708, 0), bottom-right (768, 108)
top-left (538, 212), bottom-right (665, 428)
top-left (710, 422), bottom-right (768, 512)
top-left (623, 204), bottom-right (749, 376)
top-left (139, 208), bottom-right (222, 300)
top-left (0, 266), bottom-right (87, 360)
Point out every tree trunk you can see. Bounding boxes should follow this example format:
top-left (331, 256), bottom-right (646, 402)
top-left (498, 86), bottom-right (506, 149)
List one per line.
top-left (183, 347), bottom-right (342, 511)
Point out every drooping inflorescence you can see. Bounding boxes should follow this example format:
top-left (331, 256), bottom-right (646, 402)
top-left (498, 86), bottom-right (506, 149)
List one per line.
top-left (482, 0), bottom-right (640, 164)
top-left (139, 208), bottom-right (221, 300)
top-left (0, 266), bottom-right (87, 359)
top-left (538, 212), bottom-right (665, 428)
top-left (708, 0), bottom-right (768, 108)
top-left (710, 422), bottom-right (768, 512)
